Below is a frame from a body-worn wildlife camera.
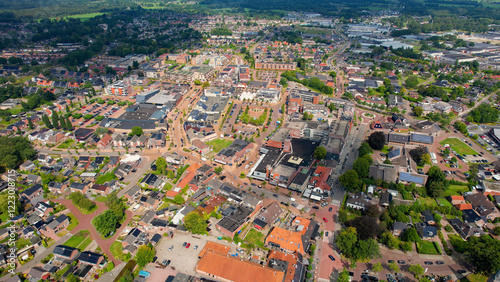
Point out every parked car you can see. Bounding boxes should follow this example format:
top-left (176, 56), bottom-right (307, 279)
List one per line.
top-left (457, 270), bottom-right (467, 274)
top-left (182, 242), bottom-right (187, 248)
top-left (323, 217), bottom-right (328, 222)
top-left (329, 207), bottom-right (333, 212)
top-left (328, 255), bottom-right (335, 261)
top-left (186, 243), bottom-right (191, 248)
top-left (436, 261), bottom-right (444, 265)
top-left (194, 245), bottom-right (198, 250)
top-left (424, 261), bottom-right (433, 265)
top-left (169, 245), bottom-right (173, 251)
top-left (397, 260), bottom-right (406, 264)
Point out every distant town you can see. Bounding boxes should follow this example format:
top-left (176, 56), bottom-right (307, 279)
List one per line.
top-left (0, 7), bottom-right (500, 282)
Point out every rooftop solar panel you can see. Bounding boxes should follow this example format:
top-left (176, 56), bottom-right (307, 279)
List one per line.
top-left (399, 172), bottom-right (425, 184)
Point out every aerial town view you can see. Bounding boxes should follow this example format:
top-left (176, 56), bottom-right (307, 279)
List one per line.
top-left (0, 0), bottom-right (500, 281)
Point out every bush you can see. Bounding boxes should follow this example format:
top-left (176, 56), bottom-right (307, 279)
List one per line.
top-left (69, 192), bottom-right (96, 212)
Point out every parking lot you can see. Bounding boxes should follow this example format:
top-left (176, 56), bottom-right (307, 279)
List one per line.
top-left (154, 232), bottom-right (238, 276)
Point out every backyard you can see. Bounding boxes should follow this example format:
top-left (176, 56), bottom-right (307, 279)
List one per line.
top-left (110, 241), bottom-right (131, 262)
top-left (440, 138), bottom-right (478, 155)
top-left (206, 139), bottom-right (233, 153)
top-left (243, 229), bottom-right (265, 248)
top-left (444, 185), bottom-right (470, 197)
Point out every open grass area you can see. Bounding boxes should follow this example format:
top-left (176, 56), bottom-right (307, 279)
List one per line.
top-left (436, 198), bottom-right (453, 207)
top-left (381, 146), bottom-right (390, 154)
top-left (417, 240), bottom-right (440, 254)
top-left (110, 241), bottom-right (131, 262)
top-left (57, 139), bottom-right (75, 149)
top-left (244, 229), bottom-right (265, 247)
top-left (66, 213), bottom-right (79, 231)
top-left (78, 236), bottom-right (93, 251)
top-left (79, 205), bottom-right (98, 215)
top-left (296, 27), bottom-right (331, 35)
top-left (206, 139), bottom-right (233, 153)
top-left (440, 138), bottom-right (478, 155)
top-left (95, 196), bottom-right (108, 202)
top-left (462, 273), bottom-right (489, 282)
top-left (95, 172), bottom-right (117, 184)
top-left (444, 185), bottom-right (470, 197)
top-left (419, 197), bottom-right (438, 207)
top-left (65, 12), bottom-right (104, 21)
top-left (63, 230), bottom-right (90, 248)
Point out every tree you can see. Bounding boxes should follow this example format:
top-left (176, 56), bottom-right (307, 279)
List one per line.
top-left (52, 111), bottom-right (59, 128)
top-left (466, 235), bottom-right (500, 275)
top-left (469, 104), bottom-right (500, 124)
top-left (338, 269), bottom-right (350, 282)
top-left (380, 232), bottom-right (400, 249)
top-left (339, 170), bottom-right (360, 191)
top-left (27, 118), bottom-right (34, 130)
top-left (66, 273), bottom-right (80, 282)
top-left (313, 146), bottom-right (327, 160)
top-left (202, 81), bottom-right (210, 88)
top-left (372, 262), bottom-right (383, 273)
top-left (130, 126), bottom-right (143, 136)
top-left (368, 132), bottom-right (386, 150)
top-left (409, 146), bottom-right (430, 166)
top-left (194, 80), bottom-right (202, 85)
top-left (409, 264), bottom-right (425, 277)
top-left (106, 193), bottom-right (125, 221)
top-left (405, 75), bottom-right (419, 89)
top-left (346, 215), bottom-right (381, 240)
top-left (0, 193), bottom-right (21, 216)
top-left (42, 115), bottom-right (52, 128)
top-left (402, 227), bottom-right (420, 243)
top-left (214, 166), bottom-right (223, 175)
top-left (336, 227), bottom-right (358, 259)
top-left (353, 157), bottom-right (370, 178)
top-left (426, 166), bottom-right (448, 197)
top-left (468, 164), bottom-right (479, 182)
top-left (358, 142), bottom-right (373, 157)
top-left (156, 157), bottom-right (167, 174)
top-left (59, 115), bottom-right (67, 130)
top-left (0, 136), bottom-right (36, 169)
top-left (413, 106), bottom-right (424, 117)
top-left (66, 117), bottom-right (73, 131)
top-left (184, 211), bottom-right (208, 234)
top-left (66, 104), bottom-right (71, 114)
top-left (135, 245), bottom-right (155, 268)
top-left (388, 262), bottom-right (400, 273)
top-left (93, 210), bottom-right (119, 236)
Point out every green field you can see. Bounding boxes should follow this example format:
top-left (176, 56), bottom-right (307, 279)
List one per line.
top-left (206, 139), bottom-right (233, 153)
top-left (417, 240), bottom-right (440, 254)
top-left (66, 213), bottom-right (79, 231)
top-left (63, 12), bottom-right (104, 21)
top-left (244, 229), bottom-right (265, 247)
top-left (296, 27), bottom-right (332, 35)
top-left (444, 185), bottom-right (470, 197)
top-left (462, 274), bottom-right (489, 282)
top-left (110, 241), bottom-right (131, 262)
top-left (63, 230), bottom-right (90, 249)
top-left (440, 138), bottom-right (477, 155)
top-left (436, 198), bottom-right (452, 207)
top-left (57, 139), bottom-right (75, 149)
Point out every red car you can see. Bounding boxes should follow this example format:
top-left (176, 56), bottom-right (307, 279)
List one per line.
top-left (186, 243), bottom-right (191, 248)
top-left (323, 217), bottom-right (328, 222)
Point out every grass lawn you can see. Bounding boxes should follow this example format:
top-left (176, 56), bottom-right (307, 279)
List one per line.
top-left (78, 236), bottom-right (93, 251)
top-left (163, 182), bottom-right (173, 191)
top-left (444, 185), bottom-right (470, 197)
top-left (463, 274), bottom-right (489, 282)
top-left (57, 139), bottom-right (75, 149)
top-left (419, 197), bottom-right (438, 207)
top-left (157, 201), bottom-right (169, 211)
top-left (417, 240), bottom-right (440, 254)
top-left (95, 196), bottom-right (108, 202)
top-left (244, 229), bottom-right (265, 247)
top-left (63, 230), bottom-right (89, 248)
top-left (436, 198), bottom-right (452, 207)
top-left (206, 139), bottom-right (233, 153)
top-left (110, 241), bottom-right (131, 262)
top-left (66, 213), bottom-right (79, 231)
top-left (440, 138), bottom-right (478, 155)
top-left (65, 12), bottom-right (104, 21)
top-left (95, 172), bottom-right (117, 184)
